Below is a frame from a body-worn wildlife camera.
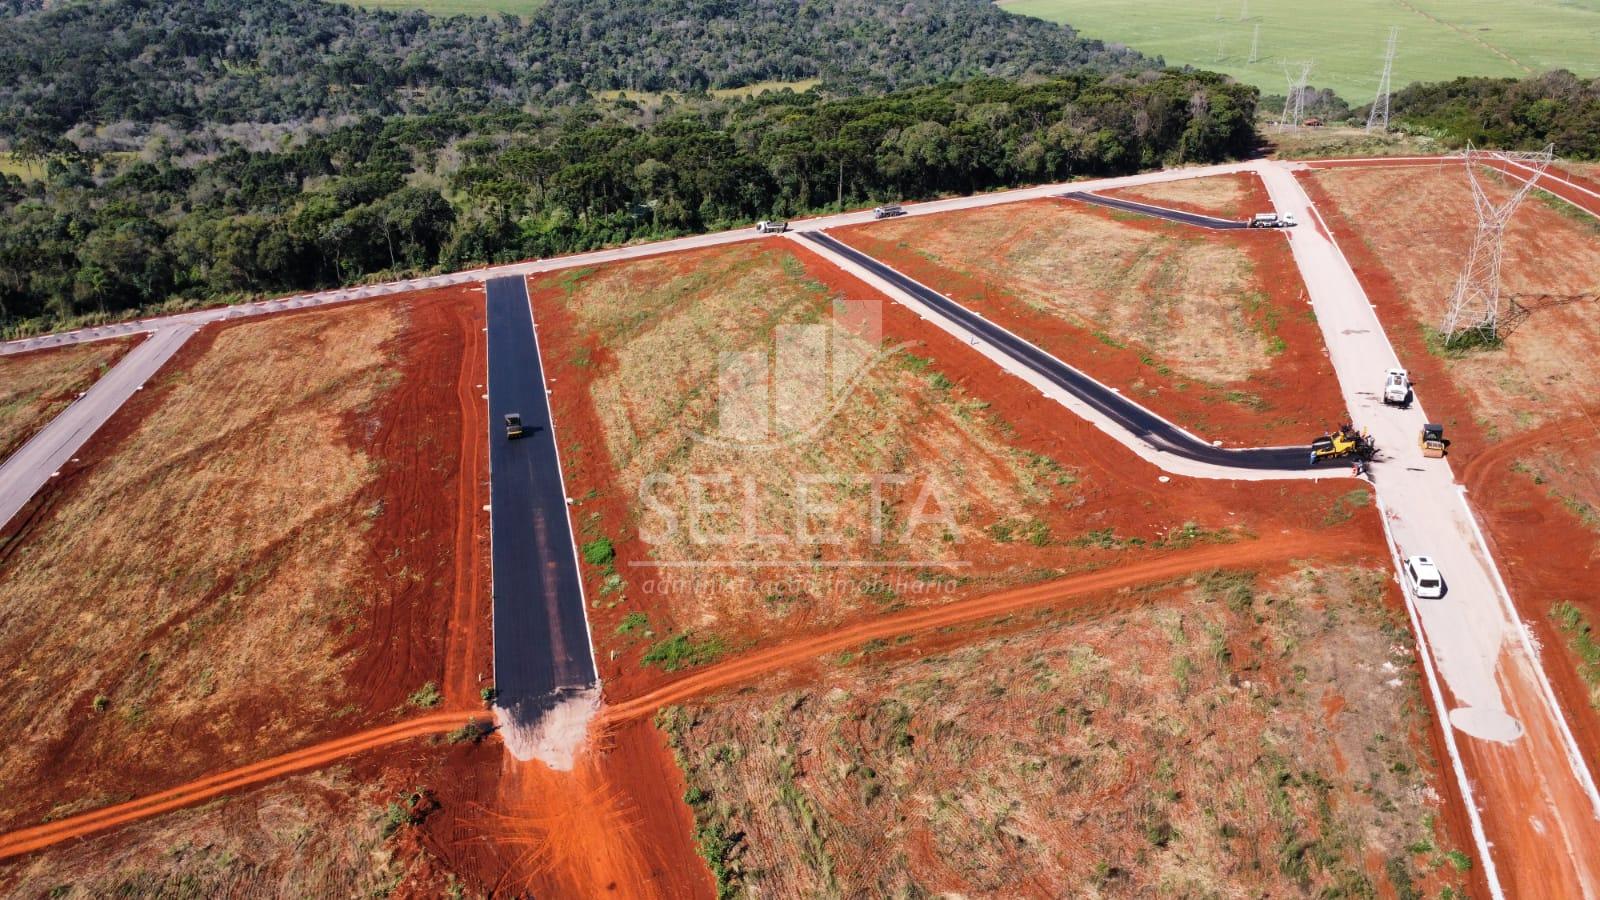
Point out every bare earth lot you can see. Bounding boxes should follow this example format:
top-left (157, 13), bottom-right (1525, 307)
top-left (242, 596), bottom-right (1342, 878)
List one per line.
top-left (0, 337), bottom-right (138, 465)
top-left (661, 565), bottom-right (1470, 897)
top-left (0, 289), bottom-right (488, 833)
top-left (528, 241), bottom-right (1376, 701)
top-left (1304, 161), bottom-right (1600, 796)
top-left (832, 187), bottom-right (1348, 447)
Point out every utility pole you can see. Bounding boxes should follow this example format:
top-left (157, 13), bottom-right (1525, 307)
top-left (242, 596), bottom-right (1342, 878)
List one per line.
top-left (1278, 62), bottom-right (1313, 130)
top-left (1439, 143), bottom-right (1557, 346)
top-left (1366, 26), bottom-right (1399, 133)
top-left (1248, 23), bottom-right (1261, 63)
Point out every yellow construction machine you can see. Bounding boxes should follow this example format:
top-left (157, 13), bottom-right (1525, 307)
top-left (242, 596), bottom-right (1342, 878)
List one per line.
top-left (1309, 424), bottom-right (1376, 466)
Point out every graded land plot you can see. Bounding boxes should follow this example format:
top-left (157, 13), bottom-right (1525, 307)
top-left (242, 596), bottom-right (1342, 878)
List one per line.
top-left (659, 564), bottom-right (1474, 898)
top-left (999, 0), bottom-right (1600, 101)
top-left (0, 288), bottom-right (490, 833)
top-left (833, 182), bottom-right (1347, 447)
top-left (1302, 161), bottom-right (1600, 783)
top-left (0, 336), bottom-right (139, 465)
top-left (0, 742), bottom-right (474, 898)
top-left (529, 239), bottom-right (1376, 700)
top-left (1101, 172), bottom-right (1256, 220)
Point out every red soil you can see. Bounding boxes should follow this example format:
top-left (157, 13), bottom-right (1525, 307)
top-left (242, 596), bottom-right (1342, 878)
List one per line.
top-left (0, 710), bottom-right (476, 860)
top-left (0, 287), bottom-right (492, 835)
top-left (601, 529), bottom-right (1374, 724)
top-left (831, 194), bottom-right (1348, 447)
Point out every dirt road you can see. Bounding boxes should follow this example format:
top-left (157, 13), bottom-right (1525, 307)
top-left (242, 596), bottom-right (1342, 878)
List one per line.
top-left (0, 710), bottom-right (479, 861)
top-left (602, 530), bottom-right (1364, 723)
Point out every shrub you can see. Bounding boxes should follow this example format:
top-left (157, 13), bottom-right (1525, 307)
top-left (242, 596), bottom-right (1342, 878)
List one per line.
top-left (408, 681), bottom-right (442, 709)
top-left (582, 537), bottom-right (616, 567)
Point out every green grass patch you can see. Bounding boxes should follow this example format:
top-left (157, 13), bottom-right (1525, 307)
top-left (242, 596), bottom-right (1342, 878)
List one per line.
top-left (1001, 0), bottom-right (1600, 101)
top-left (642, 631), bottom-right (729, 672)
top-left (615, 611), bottom-right (650, 636)
top-left (1551, 601), bottom-right (1600, 709)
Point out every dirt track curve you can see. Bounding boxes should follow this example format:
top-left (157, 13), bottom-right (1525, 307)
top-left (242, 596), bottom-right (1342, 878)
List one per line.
top-left (0, 710), bottom-right (479, 860)
top-left (602, 530), bottom-right (1366, 723)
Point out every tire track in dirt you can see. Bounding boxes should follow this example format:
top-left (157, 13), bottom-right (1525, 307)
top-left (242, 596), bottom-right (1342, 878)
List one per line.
top-left (445, 293), bottom-right (490, 704)
top-left (601, 531), bottom-right (1369, 723)
top-left (1461, 409), bottom-right (1600, 496)
top-left (0, 710), bottom-right (481, 861)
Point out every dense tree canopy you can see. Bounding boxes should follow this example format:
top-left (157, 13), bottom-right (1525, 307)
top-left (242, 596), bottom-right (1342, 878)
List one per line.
top-left (1384, 70), bottom-right (1600, 159)
top-left (0, 72), bottom-right (1257, 333)
top-left (0, 0), bottom-right (1150, 145)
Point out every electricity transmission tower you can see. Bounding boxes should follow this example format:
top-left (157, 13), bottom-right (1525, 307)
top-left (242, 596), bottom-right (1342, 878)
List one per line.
top-left (1248, 23), bottom-right (1261, 63)
top-left (1366, 27), bottom-right (1399, 133)
top-left (1438, 143), bottom-right (1557, 345)
top-left (1239, 0), bottom-right (1249, 20)
top-left (1278, 62), bottom-right (1313, 129)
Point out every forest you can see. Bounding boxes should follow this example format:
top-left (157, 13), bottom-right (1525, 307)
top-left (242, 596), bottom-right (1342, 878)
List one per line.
top-left (0, 72), bottom-right (1256, 333)
top-left (0, 0), bottom-right (1147, 146)
top-left (1388, 70), bottom-right (1600, 159)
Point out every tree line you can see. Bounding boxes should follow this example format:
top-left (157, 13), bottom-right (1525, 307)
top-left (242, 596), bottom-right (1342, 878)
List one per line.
top-left (0, 0), bottom-right (1149, 147)
top-left (0, 72), bottom-right (1256, 333)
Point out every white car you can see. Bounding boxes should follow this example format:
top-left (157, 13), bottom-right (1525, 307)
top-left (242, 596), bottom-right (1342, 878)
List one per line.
top-left (1405, 555), bottom-right (1445, 599)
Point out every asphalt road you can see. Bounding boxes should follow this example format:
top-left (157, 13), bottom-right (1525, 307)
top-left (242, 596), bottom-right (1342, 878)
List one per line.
top-left (484, 276), bottom-right (598, 727)
top-left (1061, 191), bottom-right (1249, 229)
top-left (0, 325), bottom-right (196, 529)
top-left (799, 231), bottom-right (1314, 473)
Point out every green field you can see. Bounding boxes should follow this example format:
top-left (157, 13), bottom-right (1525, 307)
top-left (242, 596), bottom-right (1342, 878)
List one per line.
top-left (1002, 0), bottom-right (1600, 103)
top-left (334, 0), bottom-right (543, 16)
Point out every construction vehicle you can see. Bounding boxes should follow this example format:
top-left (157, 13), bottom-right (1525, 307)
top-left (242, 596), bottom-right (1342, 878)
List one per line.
top-left (1420, 423), bottom-right (1446, 458)
top-left (1309, 423), bottom-right (1376, 465)
top-left (873, 203), bottom-right (905, 220)
top-left (756, 220), bottom-right (788, 234)
top-left (1382, 368), bottom-right (1411, 407)
top-left (504, 413), bottom-right (526, 439)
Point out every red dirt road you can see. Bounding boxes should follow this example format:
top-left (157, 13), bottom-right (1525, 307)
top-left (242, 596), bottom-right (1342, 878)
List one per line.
top-left (602, 529), bottom-right (1369, 723)
top-left (0, 710), bottom-right (479, 861)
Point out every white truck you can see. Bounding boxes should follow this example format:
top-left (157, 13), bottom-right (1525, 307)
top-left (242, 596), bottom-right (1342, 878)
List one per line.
top-left (1249, 212), bottom-right (1297, 228)
top-left (873, 203), bottom-right (905, 220)
top-left (756, 220), bottom-right (788, 234)
top-left (1382, 368), bottom-right (1410, 407)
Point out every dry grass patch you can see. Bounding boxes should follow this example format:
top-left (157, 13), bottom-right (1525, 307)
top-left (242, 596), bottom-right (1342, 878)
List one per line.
top-left (1106, 174), bottom-right (1252, 219)
top-left (0, 302), bottom-right (406, 830)
top-left (540, 243), bottom-right (1084, 638)
top-left (661, 565), bottom-right (1468, 898)
top-left (0, 338), bottom-right (135, 463)
top-left (1311, 165), bottom-right (1600, 439)
top-left (866, 203), bottom-right (1271, 384)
